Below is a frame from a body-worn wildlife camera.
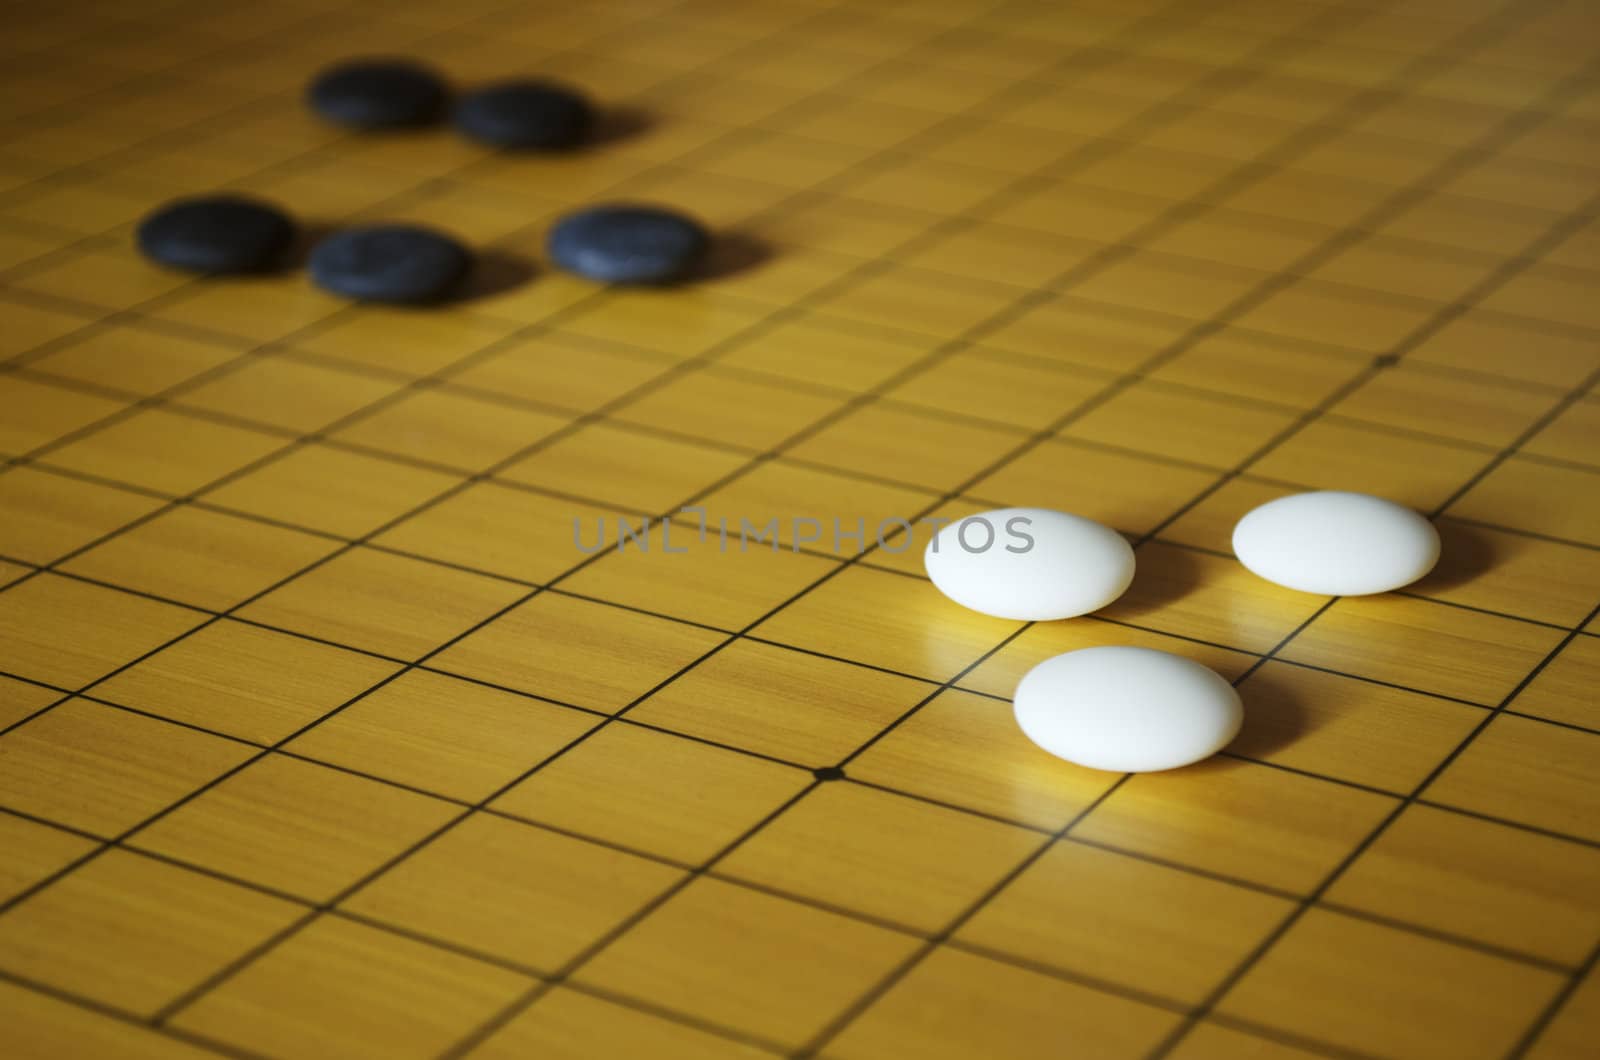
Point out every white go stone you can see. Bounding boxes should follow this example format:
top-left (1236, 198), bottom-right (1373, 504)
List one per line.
top-left (923, 506), bottom-right (1134, 621)
top-left (1232, 490), bottom-right (1440, 596)
top-left (1013, 646), bottom-right (1243, 773)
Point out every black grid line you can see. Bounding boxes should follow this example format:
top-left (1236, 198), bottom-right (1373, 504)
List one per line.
top-left (1509, 940), bottom-right (1600, 1058)
top-left (0, 967), bottom-right (269, 1060)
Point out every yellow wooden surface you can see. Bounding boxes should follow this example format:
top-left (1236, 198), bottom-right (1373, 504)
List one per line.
top-left (0, 0), bottom-right (1597, 1058)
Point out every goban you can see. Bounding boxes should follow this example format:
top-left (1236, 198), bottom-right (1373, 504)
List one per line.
top-left (0, 0), bottom-right (1597, 1057)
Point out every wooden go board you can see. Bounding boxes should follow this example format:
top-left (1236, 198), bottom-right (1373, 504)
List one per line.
top-left (0, 0), bottom-right (1598, 1057)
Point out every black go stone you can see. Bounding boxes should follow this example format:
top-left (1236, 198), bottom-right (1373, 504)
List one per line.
top-left (308, 58), bottom-right (448, 129)
top-left (454, 80), bottom-right (593, 150)
top-left (547, 204), bottom-right (710, 285)
top-left (308, 225), bottom-right (472, 304)
top-left (136, 195), bottom-right (296, 274)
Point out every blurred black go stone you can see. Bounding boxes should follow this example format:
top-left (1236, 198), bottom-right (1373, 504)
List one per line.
top-left (454, 79), bottom-right (593, 149)
top-left (547, 204), bottom-right (711, 284)
top-left (308, 58), bottom-right (448, 129)
top-left (137, 195), bottom-right (296, 274)
top-left (308, 224), bottom-right (473, 304)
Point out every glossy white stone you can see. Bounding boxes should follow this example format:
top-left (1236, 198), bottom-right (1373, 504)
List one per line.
top-left (1232, 490), bottom-right (1440, 596)
top-left (1013, 646), bottom-right (1243, 773)
top-left (923, 507), bottom-right (1134, 621)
